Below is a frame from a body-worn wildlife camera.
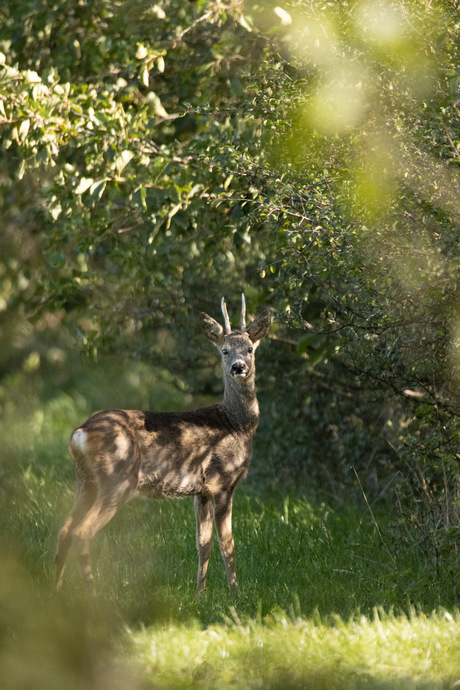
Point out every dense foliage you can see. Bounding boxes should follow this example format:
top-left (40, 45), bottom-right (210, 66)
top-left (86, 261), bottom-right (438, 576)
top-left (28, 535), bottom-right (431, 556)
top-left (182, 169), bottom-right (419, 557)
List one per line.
top-left (1, 0), bottom-right (459, 542)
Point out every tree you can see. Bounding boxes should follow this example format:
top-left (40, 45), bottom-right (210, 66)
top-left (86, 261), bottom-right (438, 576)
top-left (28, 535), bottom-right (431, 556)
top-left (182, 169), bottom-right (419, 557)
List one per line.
top-left (1, 0), bottom-right (459, 536)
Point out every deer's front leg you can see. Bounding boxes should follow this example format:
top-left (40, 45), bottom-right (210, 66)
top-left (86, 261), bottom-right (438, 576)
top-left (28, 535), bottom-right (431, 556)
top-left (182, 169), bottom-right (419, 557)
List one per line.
top-left (214, 491), bottom-right (238, 591)
top-left (194, 495), bottom-right (214, 594)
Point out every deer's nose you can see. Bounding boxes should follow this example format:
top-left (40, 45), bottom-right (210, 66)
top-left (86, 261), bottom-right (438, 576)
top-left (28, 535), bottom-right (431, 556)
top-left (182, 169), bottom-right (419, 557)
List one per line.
top-left (231, 361), bottom-right (247, 377)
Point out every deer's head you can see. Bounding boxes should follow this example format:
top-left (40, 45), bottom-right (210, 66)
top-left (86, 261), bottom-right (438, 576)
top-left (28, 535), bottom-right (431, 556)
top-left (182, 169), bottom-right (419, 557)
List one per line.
top-left (201, 295), bottom-right (272, 381)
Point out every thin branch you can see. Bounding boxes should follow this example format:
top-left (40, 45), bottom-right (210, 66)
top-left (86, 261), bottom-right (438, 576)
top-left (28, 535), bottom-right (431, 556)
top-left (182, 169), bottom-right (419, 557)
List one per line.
top-left (353, 467), bottom-right (397, 568)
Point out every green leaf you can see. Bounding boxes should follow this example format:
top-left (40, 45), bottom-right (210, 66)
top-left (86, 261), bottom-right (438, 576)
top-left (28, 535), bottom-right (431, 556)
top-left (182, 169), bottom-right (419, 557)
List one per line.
top-left (89, 179), bottom-right (107, 200)
top-left (136, 44), bottom-right (148, 60)
top-left (74, 177), bottom-right (94, 195)
top-left (114, 151), bottom-right (134, 175)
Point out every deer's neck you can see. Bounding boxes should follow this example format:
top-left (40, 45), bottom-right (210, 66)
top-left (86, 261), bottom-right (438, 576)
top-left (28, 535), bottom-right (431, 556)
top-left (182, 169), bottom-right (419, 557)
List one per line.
top-left (221, 372), bottom-right (259, 432)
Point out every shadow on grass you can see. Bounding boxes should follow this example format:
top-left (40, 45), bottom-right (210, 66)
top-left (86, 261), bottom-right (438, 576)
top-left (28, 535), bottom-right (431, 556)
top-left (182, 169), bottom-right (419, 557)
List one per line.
top-left (6, 481), bottom-right (456, 631)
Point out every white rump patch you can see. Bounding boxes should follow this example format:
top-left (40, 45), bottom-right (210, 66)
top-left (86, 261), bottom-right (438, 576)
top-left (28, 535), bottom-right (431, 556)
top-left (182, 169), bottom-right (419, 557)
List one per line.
top-left (71, 428), bottom-right (88, 454)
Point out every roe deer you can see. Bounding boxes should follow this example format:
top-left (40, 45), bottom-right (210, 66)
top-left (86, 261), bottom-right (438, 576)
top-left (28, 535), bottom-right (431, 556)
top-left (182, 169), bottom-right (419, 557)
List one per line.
top-left (55, 295), bottom-right (271, 594)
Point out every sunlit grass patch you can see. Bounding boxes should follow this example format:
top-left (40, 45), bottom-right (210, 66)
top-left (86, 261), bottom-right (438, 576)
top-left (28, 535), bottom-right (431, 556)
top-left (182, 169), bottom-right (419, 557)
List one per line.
top-left (131, 609), bottom-right (460, 690)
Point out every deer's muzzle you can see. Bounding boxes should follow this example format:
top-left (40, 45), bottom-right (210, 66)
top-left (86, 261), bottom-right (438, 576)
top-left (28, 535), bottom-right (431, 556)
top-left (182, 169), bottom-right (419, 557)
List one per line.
top-left (231, 361), bottom-right (248, 377)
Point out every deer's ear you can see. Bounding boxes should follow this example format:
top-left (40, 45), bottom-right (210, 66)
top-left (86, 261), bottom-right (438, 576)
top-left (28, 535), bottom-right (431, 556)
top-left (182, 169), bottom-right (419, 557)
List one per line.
top-left (246, 310), bottom-right (272, 344)
top-left (201, 312), bottom-right (224, 346)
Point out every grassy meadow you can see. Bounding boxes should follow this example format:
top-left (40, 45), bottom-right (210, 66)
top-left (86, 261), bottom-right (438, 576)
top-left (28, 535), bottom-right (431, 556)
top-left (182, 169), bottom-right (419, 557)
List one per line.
top-left (1, 359), bottom-right (459, 689)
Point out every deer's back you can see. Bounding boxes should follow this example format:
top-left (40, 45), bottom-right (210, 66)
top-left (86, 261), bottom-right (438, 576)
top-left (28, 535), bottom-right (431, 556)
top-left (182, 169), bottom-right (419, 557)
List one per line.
top-left (70, 405), bottom-right (253, 499)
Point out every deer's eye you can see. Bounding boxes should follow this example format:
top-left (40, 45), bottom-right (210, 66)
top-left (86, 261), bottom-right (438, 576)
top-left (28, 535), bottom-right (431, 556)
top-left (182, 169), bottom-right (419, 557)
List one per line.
top-left (222, 348), bottom-right (229, 356)
top-left (248, 346), bottom-right (254, 354)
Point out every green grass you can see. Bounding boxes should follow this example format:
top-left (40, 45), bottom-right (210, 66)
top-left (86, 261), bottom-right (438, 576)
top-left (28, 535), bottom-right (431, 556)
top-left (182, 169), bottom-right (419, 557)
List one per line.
top-left (1, 363), bottom-right (459, 689)
top-left (131, 609), bottom-right (460, 690)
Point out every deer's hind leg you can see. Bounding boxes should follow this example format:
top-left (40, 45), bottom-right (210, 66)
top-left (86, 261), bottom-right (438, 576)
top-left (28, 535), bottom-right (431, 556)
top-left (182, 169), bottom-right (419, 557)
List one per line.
top-left (55, 476), bottom-right (98, 592)
top-left (71, 477), bottom-right (136, 594)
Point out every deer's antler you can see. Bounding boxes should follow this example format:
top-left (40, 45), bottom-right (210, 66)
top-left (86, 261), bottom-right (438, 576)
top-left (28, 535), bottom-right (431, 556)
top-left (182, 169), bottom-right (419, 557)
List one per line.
top-left (221, 297), bottom-right (232, 334)
top-left (241, 293), bottom-right (246, 331)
